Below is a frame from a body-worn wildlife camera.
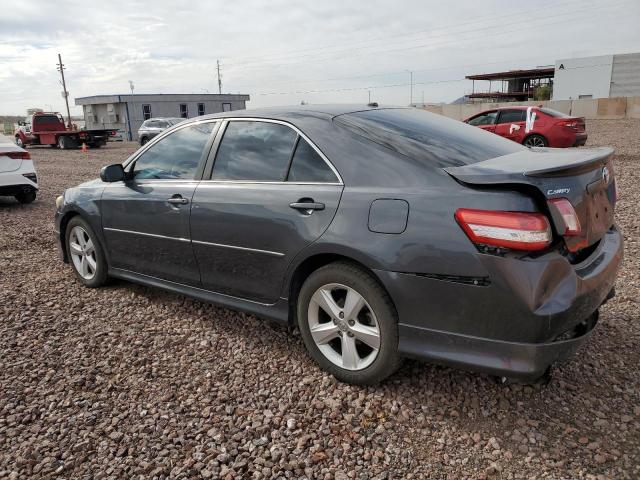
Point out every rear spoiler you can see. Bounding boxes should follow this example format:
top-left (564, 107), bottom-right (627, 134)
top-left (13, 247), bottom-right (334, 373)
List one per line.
top-left (444, 147), bottom-right (614, 185)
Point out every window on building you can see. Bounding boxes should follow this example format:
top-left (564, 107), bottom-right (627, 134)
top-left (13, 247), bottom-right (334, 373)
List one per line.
top-left (142, 104), bottom-right (152, 120)
top-left (222, 103), bottom-right (232, 112)
top-left (132, 123), bottom-right (216, 180)
top-left (198, 103), bottom-right (205, 116)
top-left (179, 104), bottom-right (188, 118)
top-left (287, 138), bottom-right (338, 183)
top-left (212, 121), bottom-right (297, 181)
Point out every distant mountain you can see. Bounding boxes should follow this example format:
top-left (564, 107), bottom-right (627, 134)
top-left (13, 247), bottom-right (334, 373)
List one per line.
top-left (450, 96), bottom-right (468, 105)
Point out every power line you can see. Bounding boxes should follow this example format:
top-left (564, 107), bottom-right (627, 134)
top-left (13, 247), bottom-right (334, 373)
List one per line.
top-left (224, 0), bottom-right (625, 70)
top-left (223, 0), bottom-right (588, 67)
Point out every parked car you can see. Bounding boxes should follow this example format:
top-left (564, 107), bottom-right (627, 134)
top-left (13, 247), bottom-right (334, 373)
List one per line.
top-left (109, 129), bottom-right (125, 142)
top-left (137, 117), bottom-right (183, 145)
top-left (0, 140), bottom-right (38, 203)
top-left (54, 105), bottom-right (621, 385)
top-left (464, 106), bottom-right (587, 148)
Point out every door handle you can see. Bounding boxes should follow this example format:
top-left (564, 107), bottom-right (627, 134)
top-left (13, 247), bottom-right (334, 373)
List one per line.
top-left (289, 201), bottom-right (325, 212)
top-left (167, 195), bottom-right (189, 205)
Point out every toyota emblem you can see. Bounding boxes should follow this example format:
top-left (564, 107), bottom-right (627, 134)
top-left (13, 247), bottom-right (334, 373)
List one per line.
top-left (602, 166), bottom-right (610, 184)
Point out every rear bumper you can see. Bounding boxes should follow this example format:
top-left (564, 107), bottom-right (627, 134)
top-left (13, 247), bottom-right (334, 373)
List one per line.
top-left (398, 311), bottom-right (599, 379)
top-left (374, 226), bottom-right (623, 378)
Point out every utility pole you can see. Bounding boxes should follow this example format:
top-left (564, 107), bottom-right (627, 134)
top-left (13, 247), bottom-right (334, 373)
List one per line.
top-left (405, 70), bottom-right (414, 106)
top-left (216, 60), bottom-right (222, 94)
top-left (56, 54), bottom-right (72, 129)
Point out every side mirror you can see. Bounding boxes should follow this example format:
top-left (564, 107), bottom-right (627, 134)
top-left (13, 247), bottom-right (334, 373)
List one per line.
top-left (100, 164), bottom-right (125, 182)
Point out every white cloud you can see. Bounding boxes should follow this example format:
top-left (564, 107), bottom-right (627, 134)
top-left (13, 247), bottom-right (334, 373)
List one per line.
top-left (0, 0), bottom-right (639, 114)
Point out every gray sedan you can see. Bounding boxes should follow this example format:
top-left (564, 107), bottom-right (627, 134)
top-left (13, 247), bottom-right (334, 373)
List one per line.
top-left (54, 105), bottom-right (622, 385)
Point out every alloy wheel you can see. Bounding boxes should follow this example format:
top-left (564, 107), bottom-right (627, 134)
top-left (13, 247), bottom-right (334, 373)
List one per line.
top-left (69, 226), bottom-right (97, 280)
top-left (307, 283), bottom-right (381, 371)
top-left (524, 136), bottom-right (546, 147)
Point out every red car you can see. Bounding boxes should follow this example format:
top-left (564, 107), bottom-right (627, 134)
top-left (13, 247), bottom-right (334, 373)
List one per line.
top-left (464, 106), bottom-right (587, 148)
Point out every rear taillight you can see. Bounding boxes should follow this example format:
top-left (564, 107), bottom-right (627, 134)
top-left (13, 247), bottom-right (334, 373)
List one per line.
top-left (558, 120), bottom-right (579, 130)
top-left (6, 151), bottom-right (30, 160)
top-left (455, 208), bottom-right (552, 251)
top-left (548, 198), bottom-right (581, 236)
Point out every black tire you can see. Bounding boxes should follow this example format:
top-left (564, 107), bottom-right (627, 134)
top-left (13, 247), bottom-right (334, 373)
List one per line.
top-left (297, 262), bottom-right (401, 385)
top-left (140, 136), bottom-right (148, 146)
top-left (523, 134), bottom-right (548, 148)
top-left (15, 191), bottom-right (36, 204)
top-left (65, 216), bottom-right (108, 288)
top-left (58, 136), bottom-right (69, 149)
top-left (15, 136), bottom-right (24, 148)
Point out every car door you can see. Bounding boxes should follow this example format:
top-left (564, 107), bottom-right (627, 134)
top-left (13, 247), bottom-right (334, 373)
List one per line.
top-left (467, 111), bottom-right (497, 133)
top-left (190, 119), bottom-right (343, 304)
top-left (100, 121), bottom-right (217, 285)
top-left (494, 109), bottom-right (526, 142)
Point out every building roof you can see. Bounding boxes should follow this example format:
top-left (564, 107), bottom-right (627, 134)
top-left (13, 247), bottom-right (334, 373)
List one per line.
top-left (75, 93), bottom-right (250, 105)
top-left (465, 67), bottom-right (555, 81)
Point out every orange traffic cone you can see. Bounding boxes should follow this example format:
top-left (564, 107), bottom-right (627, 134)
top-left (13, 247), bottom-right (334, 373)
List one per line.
top-left (81, 143), bottom-right (88, 153)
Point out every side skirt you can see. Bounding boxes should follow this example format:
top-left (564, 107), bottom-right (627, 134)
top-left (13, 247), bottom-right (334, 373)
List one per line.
top-left (109, 267), bottom-right (290, 325)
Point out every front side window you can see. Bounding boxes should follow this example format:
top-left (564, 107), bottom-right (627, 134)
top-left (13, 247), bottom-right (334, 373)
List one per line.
top-left (468, 111), bottom-right (497, 126)
top-left (179, 104), bottom-right (188, 118)
top-left (212, 121), bottom-right (297, 181)
top-left (287, 138), bottom-right (338, 183)
top-left (132, 123), bottom-right (215, 180)
top-left (498, 110), bottom-right (526, 124)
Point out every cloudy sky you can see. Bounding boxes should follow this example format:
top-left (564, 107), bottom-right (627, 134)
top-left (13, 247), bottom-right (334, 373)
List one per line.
top-left (1, 0), bottom-right (639, 115)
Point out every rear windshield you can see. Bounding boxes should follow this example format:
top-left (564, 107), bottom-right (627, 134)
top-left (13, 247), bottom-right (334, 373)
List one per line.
top-left (539, 107), bottom-right (571, 118)
top-left (334, 108), bottom-right (523, 167)
top-left (34, 115), bottom-right (63, 126)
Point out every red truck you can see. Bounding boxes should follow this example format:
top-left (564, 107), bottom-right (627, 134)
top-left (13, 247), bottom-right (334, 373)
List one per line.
top-left (15, 112), bottom-right (114, 149)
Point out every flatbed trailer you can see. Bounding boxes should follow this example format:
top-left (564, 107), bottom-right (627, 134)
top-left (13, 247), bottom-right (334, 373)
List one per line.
top-left (15, 112), bottom-right (114, 149)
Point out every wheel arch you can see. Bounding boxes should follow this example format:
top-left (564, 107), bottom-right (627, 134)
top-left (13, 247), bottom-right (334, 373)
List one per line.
top-left (286, 252), bottom-right (396, 327)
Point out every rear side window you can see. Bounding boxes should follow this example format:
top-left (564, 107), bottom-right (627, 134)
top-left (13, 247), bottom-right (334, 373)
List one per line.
top-left (132, 123), bottom-right (215, 180)
top-left (498, 110), bottom-right (526, 123)
top-left (212, 121), bottom-right (297, 181)
top-left (334, 108), bottom-right (523, 167)
top-left (287, 139), bottom-right (338, 183)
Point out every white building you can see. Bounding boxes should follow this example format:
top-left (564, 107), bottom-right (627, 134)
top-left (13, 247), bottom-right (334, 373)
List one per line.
top-left (75, 93), bottom-right (250, 140)
top-left (553, 52), bottom-right (640, 100)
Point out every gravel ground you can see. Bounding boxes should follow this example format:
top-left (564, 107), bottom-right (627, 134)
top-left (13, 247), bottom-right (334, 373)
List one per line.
top-left (1, 121), bottom-right (639, 479)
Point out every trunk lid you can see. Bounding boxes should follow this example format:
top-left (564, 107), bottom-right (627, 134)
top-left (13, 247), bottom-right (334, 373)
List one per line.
top-left (445, 147), bottom-right (616, 250)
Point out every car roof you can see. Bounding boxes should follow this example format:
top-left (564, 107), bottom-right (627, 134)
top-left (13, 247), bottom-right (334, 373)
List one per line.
top-left (195, 104), bottom-right (403, 123)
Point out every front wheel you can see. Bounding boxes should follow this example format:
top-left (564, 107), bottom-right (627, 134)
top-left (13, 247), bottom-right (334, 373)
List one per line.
top-left (65, 216), bottom-right (108, 287)
top-left (15, 136), bottom-right (24, 148)
top-left (15, 191), bottom-right (36, 204)
top-left (523, 134), bottom-right (548, 148)
top-left (297, 262), bottom-right (401, 385)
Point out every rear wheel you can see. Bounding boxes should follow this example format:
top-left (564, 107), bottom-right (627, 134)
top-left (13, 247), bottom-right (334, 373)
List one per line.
top-left (140, 136), bottom-right (149, 145)
top-left (65, 216), bottom-right (108, 288)
top-left (58, 136), bottom-right (77, 150)
top-left (297, 262), bottom-right (401, 385)
top-left (523, 134), bottom-right (548, 148)
top-left (15, 191), bottom-right (36, 204)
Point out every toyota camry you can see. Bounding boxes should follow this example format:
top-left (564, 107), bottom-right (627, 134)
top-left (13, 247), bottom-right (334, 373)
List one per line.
top-left (54, 105), bottom-right (622, 385)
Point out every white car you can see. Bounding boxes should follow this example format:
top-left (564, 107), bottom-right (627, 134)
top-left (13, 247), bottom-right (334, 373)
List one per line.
top-left (0, 140), bottom-right (38, 203)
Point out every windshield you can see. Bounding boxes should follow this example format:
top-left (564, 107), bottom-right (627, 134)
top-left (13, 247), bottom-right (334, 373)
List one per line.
top-left (334, 108), bottom-right (523, 167)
